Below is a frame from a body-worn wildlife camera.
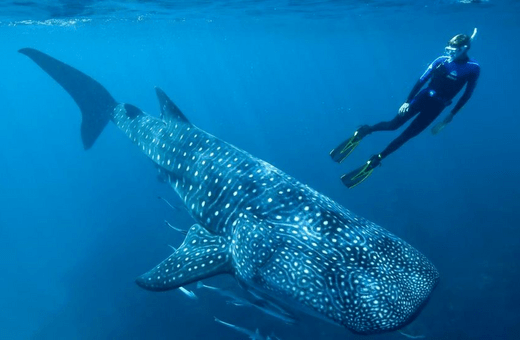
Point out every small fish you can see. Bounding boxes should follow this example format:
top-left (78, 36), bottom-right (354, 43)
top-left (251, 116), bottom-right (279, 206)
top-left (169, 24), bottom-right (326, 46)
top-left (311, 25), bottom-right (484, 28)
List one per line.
top-left (398, 330), bottom-right (426, 339)
top-left (249, 299), bottom-right (296, 325)
top-left (158, 196), bottom-right (189, 213)
top-left (158, 196), bottom-right (181, 211)
top-left (164, 220), bottom-right (188, 236)
top-left (197, 281), bottom-right (238, 300)
top-left (199, 282), bottom-right (296, 324)
top-left (178, 286), bottom-right (198, 300)
top-left (214, 317), bottom-right (280, 340)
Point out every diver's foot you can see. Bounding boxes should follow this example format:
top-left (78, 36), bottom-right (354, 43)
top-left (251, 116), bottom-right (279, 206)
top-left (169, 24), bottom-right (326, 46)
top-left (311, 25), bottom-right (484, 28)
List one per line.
top-left (340, 154), bottom-right (382, 189)
top-left (367, 153), bottom-right (382, 169)
top-left (356, 125), bottom-right (371, 139)
top-left (330, 125), bottom-right (372, 163)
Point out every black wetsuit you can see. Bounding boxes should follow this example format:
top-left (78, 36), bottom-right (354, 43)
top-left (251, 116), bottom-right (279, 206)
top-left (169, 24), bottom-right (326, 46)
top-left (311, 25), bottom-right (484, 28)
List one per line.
top-left (369, 55), bottom-right (480, 159)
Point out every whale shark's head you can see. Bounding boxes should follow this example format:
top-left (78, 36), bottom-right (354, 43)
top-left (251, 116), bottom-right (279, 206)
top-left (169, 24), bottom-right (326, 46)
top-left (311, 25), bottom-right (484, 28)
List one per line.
top-left (229, 197), bottom-right (439, 334)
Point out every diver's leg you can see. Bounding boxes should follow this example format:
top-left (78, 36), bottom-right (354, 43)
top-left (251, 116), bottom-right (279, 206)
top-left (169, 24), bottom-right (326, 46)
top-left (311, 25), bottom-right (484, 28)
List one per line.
top-left (330, 125), bottom-right (373, 163)
top-left (339, 95), bottom-right (441, 188)
top-left (379, 104), bottom-right (444, 159)
top-left (330, 108), bottom-right (416, 163)
top-left (369, 108), bottom-right (417, 133)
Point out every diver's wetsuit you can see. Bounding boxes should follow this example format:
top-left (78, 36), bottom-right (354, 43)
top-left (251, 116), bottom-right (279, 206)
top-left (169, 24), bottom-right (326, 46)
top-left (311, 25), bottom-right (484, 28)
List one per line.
top-left (368, 55), bottom-right (480, 159)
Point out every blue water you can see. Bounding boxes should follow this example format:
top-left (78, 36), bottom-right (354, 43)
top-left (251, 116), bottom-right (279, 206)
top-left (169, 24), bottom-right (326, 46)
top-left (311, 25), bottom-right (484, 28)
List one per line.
top-left (1, 1), bottom-right (519, 339)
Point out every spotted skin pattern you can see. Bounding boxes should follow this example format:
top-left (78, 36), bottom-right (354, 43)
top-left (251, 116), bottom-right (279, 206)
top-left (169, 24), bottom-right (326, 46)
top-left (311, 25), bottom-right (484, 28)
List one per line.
top-left (21, 49), bottom-right (439, 335)
top-left (113, 100), bottom-right (438, 334)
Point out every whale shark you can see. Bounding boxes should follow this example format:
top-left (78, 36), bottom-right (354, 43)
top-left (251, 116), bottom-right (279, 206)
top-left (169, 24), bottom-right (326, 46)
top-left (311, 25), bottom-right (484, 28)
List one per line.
top-left (19, 48), bottom-right (439, 335)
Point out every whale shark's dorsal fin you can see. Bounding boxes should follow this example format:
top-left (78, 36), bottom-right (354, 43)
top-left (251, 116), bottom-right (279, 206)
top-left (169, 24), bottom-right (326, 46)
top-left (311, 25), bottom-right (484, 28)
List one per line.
top-left (136, 224), bottom-right (231, 291)
top-left (19, 48), bottom-right (118, 150)
top-left (155, 87), bottom-right (190, 125)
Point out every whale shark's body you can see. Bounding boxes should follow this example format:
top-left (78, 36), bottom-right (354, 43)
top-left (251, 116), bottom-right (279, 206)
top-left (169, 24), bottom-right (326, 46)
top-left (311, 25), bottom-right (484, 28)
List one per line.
top-left (20, 48), bottom-right (439, 334)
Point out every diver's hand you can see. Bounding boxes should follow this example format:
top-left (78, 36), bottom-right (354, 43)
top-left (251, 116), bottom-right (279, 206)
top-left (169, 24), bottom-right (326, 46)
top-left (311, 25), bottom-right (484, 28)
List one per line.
top-left (431, 122), bottom-right (446, 135)
top-left (398, 102), bottom-right (410, 116)
top-left (444, 112), bottom-right (455, 124)
top-left (432, 112), bottom-right (456, 135)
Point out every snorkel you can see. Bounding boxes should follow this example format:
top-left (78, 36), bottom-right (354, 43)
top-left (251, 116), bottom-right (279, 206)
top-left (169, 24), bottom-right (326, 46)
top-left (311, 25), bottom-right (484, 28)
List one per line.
top-left (470, 27), bottom-right (478, 41)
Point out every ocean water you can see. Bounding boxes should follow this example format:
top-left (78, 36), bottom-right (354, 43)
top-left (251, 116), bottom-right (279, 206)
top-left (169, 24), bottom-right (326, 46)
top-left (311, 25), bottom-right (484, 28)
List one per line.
top-left (1, 1), bottom-right (519, 339)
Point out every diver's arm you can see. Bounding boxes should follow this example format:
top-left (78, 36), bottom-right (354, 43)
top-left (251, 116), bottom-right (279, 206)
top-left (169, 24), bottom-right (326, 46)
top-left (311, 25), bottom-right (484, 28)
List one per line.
top-left (400, 58), bottom-right (440, 115)
top-left (445, 66), bottom-right (480, 121)
top-left (405, 80), bottom-right (424, 103)
top-left (399, 78), bottom-right (427, 115)
top-left (450, 72), bottom-right (479, 116)
top-left (431, 100), bottom-right (462, 135)
top-left (399, 80), bottom-right (423, 115)
top-left (431, 67), bottom-right (480, 135)
top-left (408, 57), bottom-right (445, 101)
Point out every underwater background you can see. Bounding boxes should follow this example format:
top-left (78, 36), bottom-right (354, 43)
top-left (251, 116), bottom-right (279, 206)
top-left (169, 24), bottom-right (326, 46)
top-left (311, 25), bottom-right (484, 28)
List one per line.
top-left (1, 1), bottom-right (519, 339)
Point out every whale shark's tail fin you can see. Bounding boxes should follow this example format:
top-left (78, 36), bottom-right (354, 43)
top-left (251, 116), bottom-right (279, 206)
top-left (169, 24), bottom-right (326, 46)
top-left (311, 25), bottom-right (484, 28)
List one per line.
top-left (19, 48), bottom-right (117, 150)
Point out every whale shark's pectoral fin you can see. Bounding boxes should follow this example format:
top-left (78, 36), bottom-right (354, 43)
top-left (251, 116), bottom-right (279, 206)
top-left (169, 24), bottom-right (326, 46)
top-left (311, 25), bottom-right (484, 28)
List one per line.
top-left (19, 48), bottom-right (118, 150)
top-left (155, 87), bottom-right (190, 125)
top-left (136, 224), bottom-right (231, 292)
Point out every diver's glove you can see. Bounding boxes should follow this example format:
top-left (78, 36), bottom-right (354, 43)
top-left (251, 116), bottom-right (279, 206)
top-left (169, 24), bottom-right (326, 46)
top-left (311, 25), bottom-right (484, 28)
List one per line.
top-left (398, 102), bottom-right (410, 116)
top-left (431, 112), bottom-right (455, 135)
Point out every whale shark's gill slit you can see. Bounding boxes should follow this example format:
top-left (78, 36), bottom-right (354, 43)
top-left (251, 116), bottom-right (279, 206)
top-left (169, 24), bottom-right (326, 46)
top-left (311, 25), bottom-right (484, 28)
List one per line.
top-left (136, 224), bottom-right (232, 292)
top-left (18, 48), bottom-right (117, 150)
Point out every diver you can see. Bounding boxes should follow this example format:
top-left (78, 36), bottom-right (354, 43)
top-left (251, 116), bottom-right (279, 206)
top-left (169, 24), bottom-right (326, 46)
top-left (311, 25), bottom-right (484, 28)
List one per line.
top-left (330, 29), bottom-right (480, 188)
